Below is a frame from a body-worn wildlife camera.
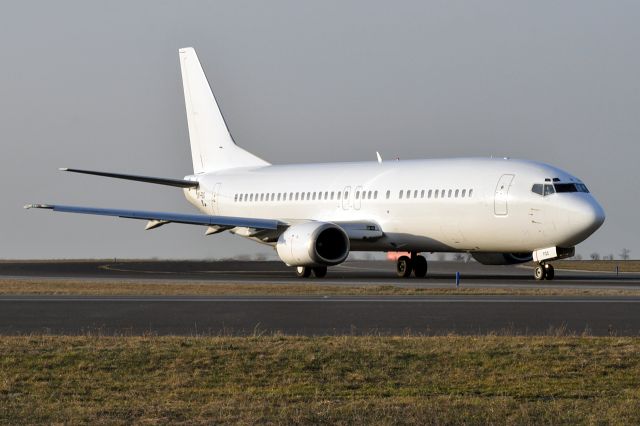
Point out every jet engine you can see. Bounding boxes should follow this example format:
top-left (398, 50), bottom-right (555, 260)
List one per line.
top-left (276, 222), bottom-right (350, 267)
top-left (472, 252), bottom-right (533, 265)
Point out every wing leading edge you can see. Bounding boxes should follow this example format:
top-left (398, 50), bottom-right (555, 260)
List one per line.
top-left (59, 168), bottom-right (199, 188)
top-left (25, 204), bottom-right (281, 232)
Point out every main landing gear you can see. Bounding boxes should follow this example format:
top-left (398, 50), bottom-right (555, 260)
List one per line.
top-left (534, 263), bottom-right (555, 281)
top-left (396, 252), bottom-right (428, 278)
top-left (295, 266), bottom-right (327, 278)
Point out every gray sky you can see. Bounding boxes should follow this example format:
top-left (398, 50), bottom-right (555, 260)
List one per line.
top-left (2, 1), bottom-right (638, 260)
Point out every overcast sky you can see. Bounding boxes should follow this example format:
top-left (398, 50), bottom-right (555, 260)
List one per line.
top-left (1, 1), bottom-right (638, 260)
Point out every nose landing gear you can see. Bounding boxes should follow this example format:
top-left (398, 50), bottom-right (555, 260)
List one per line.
top-left (534, 263), bottom-right (555, 281)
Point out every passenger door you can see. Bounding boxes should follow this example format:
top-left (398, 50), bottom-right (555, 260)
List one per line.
top-left (494, 174), bottom-right (514, 216)
top-left (354, 185), bottom-right (363, 210)
top-left (210, 183), bottom-right (221, 215)
top-left (342, 186), bottom-right (351, 210)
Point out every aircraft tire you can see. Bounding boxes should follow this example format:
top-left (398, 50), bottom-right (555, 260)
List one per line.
top-left (296, 266), bottom-right (312, 278)
top-left (396, 256), bottom-right (413, 278)
top-left (544, 264), bottom-right (555, 280)
top-left (534, 265), bottom-right (546, 281)
top-left (413, 255), bottom-right (428, 278)
top-left (313, 266), bottom-right (328, 278)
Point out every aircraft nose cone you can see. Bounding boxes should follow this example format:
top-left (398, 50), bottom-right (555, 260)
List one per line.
top-left (563, 196), bottom-right (605, 245)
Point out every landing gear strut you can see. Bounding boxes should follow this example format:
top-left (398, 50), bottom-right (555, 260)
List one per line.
top-left (396, 252), bottom-right (428, 278)
top-left (534, 263), bottom-right (555, 281)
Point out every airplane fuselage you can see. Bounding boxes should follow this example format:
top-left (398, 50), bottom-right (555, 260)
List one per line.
top-left (184, 157), bottom-right (604, 254)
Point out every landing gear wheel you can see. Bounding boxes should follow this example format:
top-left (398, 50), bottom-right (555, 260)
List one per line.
top-left (534, 265), bottom-right (546, 281)
top-left (295, 266), bottom-right (312, 278)
top-left (396, 256), bottom-right (413, 278)
top-left (413, 255), bottom-right (428, 278)
top-left (544, 264), bottom-right (555, 280)
top-left (312, 266), bottom-right (327, 278)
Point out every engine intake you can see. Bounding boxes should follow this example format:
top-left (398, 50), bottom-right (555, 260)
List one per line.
top-left (276, 222), bottom-right (350, 267)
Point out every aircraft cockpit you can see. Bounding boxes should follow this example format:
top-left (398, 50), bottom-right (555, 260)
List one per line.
top-left (531, 178), bottom-right (589, 196)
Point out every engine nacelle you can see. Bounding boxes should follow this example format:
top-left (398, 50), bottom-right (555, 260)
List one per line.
top-left (472, 252), bottom-right (533, 265)
top-left (276, 222), bottom-right (350, 267)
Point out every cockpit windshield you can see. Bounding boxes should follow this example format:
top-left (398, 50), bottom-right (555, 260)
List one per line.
top-left (531, 182), bottom-right (589, 196)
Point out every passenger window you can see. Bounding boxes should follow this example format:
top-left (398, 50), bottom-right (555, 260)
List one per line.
top-left (434, 190), bottom-right (439, 199)
top-left (368, 190), bottom-right (372, 199)
top-left (312, 192), bottom-right (316, 200)
top-left (448, 189), bottom-right (452, 198)
top-left (386, 190), bottom-right (390, 199)
top-left (428, 190), bottom-right (432, 198)
top-left (295, 192), bottom-right (299, 201)
top-left (469, 189), bottom-right (473, 197)
top-left (406, 190), bottom-right (411, 199)
top-left (421, 190), bottom-right (425, 198)
top-left (399, 190), bottom-right (403, 199)
top-left (355, 191), bottom-right (360, 199)
top-left (338, 192), bottom-right (342, 200)
top-left (374, 190), bottom-right (378, 199)
top-left (455, 189), bottom-right (459, 198)
top-left (461, 189), bottom-right (466, 198)
top-left (330, 191), bottom-right (334, 200)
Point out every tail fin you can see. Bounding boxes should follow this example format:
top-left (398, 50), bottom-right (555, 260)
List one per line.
top-left (179, 47), bottom-right (269, 173)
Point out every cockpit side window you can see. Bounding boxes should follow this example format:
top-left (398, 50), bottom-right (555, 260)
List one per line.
top-left (531, 184), bottom-right (543, 196)
top-left (577, 183), bottom-right (590, 193)
top-left (543, 184), bottom-right (555, 196)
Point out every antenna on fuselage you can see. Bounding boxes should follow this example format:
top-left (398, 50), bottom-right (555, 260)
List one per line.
top-left (376, 151), bottom-right (383, 164)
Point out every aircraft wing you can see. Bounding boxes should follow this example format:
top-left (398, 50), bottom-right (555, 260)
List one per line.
top-left (24, 204), bottom-right (281, 232)
top-left (59, 168), bottom-right (199, 188)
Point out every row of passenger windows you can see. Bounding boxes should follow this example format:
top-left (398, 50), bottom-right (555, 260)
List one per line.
top-left (399, 188), bottom-right (473, 199)
top-left (233, 188), bottom-right (474, 202)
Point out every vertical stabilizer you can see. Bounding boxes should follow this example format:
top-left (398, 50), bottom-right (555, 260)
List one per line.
top-left (179, 47), bottom-right (269, 173)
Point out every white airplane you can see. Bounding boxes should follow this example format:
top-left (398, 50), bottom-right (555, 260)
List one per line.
top-left (26, 47), bottom-right (605, 281)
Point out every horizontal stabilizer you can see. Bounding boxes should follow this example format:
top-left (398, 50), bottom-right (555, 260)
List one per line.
top-left (60, 168), bottom-right (199, 188)
top-left (24, 204), bottom-right (281, 230)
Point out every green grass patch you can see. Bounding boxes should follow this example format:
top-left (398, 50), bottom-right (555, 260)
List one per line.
top-left (1, 335), bottom-right (639, 423)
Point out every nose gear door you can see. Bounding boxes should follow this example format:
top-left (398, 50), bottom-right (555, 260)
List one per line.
top-left (494, 174), bottom-right (515, 216)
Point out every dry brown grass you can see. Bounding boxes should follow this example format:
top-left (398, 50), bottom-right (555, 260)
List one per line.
top-left (0, 278), bottom-right (639, 297)
top-left (1, 335), bottom-right (639, 424)
top-left (552, 260), bottom-right (640, 273)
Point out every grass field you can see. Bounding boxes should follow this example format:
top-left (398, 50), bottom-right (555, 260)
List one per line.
top-left (552, 260), bottom-right (640, 273)
top-left (1, 278), bottom-right (640, 297)
top-left (1, 335), bottom-right (639, 424)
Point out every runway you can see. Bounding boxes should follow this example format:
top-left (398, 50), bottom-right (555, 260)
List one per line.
top-left (1, 260), bottom-right (639, 336)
